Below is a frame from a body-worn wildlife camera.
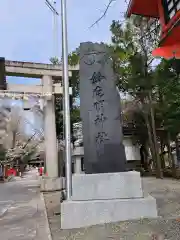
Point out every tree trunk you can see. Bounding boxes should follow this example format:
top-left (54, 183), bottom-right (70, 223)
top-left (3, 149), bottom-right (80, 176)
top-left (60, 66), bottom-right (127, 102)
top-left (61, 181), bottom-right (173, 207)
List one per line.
top-left (166, 133), bottom-right (171, 166)
top-left (160, 138), bottom-right (165, 169)
top-left (167, 132), bottom-right (176, 177)
top-left (143, 143), bottom-right (149, 171)
top-left (175, 136), bottom-right (180, 166)
top-left (148, 92), bottom-right (163, 178)
top-left (166, 140), bottom-right (172, 167)
top-left (12, 131), bottom-right (16, 149)
top-left (144, 110), bottom-right (155, 172)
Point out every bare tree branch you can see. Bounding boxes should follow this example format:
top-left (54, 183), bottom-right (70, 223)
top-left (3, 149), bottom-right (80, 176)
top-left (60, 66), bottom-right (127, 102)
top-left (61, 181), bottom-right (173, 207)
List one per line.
top-left (90, 0), bottom-right (116, 28)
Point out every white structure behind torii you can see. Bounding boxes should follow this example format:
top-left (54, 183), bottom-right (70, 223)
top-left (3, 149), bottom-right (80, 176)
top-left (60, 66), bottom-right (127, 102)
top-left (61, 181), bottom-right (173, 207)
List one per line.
top-left (4, 60), bottom-right (78, 180)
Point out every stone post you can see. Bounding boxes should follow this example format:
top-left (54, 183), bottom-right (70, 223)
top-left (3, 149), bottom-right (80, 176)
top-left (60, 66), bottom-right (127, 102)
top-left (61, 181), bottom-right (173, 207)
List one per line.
top-left (74, 156), bottom-right (82, 174)
top-left (42, 75), bottom-right (58, 178)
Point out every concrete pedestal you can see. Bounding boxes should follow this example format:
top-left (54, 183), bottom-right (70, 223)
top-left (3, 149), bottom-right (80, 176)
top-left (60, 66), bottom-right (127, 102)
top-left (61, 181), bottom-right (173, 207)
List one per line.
top-left (71, 171), bottom-right (143, 200)
top-left (61, 171), bottom-right (157, 229)
top-left (40, 177), bottom-right (65, 192)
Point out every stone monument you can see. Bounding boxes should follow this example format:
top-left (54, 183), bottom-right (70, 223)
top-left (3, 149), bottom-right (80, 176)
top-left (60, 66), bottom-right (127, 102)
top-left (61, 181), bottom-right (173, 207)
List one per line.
top-left (79, 42), bottom-right (126, 173)
top-left (61, 42), bottom-right (157, 229)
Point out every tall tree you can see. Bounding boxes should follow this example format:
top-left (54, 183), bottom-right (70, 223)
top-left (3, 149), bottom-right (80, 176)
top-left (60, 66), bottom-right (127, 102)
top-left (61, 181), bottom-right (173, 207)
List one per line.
top-left (109, 17), bottom-right (163, 178)
top-left (0, 106), bottom-right (41, 166)
top-left (155, 58), bottom-right (180, 170)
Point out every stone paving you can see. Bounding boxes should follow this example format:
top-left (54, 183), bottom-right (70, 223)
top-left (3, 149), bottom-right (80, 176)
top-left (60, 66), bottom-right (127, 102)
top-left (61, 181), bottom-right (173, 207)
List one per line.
top-left (0, 169), bottom-right (51, 240)
top-left (44, 177), bottom-right (180, 240)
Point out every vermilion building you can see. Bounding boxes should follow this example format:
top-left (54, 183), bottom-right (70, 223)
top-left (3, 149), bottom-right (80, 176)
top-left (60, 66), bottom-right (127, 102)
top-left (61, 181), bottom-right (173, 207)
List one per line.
top-left (127, 0), bottom-right (180, 58)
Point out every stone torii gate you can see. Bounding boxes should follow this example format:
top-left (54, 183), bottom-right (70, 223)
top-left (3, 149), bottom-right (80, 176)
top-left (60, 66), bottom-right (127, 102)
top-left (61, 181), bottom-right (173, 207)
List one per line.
top-left (2, 60), bottom-right (78, 188)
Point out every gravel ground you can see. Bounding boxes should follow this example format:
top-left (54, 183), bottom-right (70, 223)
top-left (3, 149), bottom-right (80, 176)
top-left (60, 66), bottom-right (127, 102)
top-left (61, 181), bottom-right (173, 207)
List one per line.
top-left (44, 177), bottom-right (180, 240)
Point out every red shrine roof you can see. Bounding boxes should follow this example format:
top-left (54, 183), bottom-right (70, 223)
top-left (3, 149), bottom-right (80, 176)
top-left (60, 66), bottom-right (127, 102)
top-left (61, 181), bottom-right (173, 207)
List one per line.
top-left (152, 44), bottom-right (180, 59)
top-left (126, 0), bottom-right (180, 59)
top-left (152, 19), bottom-right (180, 59)
top-left (126, 0), bottom-right (159, 18)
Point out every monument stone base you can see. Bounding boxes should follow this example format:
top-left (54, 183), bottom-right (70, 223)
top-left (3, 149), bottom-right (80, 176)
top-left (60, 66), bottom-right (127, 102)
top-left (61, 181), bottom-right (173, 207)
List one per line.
top-left (40, 176), bottom-right (65, 192)
top-left (61, 171), bottom-right (157, 229)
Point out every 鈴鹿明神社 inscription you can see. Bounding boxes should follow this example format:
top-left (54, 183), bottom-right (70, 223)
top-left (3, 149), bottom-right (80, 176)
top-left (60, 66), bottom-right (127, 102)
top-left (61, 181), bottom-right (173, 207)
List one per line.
top-left (80, 42), bottom-right (126, 174)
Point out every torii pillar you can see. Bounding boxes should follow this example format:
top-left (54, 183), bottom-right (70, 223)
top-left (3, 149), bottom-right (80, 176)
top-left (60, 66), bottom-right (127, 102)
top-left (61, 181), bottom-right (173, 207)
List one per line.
top-left (43, 75), bottom-right (58, 178)
top-left (40, 75), bottom-right (63, 192)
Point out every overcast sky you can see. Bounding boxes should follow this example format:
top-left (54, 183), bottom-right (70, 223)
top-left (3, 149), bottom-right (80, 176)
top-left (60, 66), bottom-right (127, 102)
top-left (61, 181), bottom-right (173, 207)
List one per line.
top-left (0, 0), bottom-right (126, 64)
top-left (0, 0), bottom-right (127, 132)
